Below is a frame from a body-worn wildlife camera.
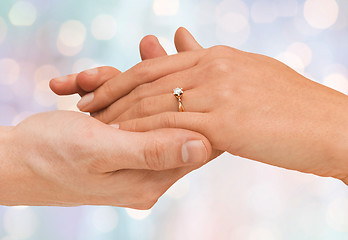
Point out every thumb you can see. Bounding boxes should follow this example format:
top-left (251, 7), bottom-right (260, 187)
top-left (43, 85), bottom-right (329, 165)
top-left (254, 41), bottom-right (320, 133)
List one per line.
top-left (174, 27), bottom-right (203, 52)
top-left (97, 126), bottom-right (211, 172)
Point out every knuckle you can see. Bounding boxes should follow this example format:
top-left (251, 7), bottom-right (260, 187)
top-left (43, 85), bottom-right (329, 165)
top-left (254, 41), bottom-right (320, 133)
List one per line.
top-left (205, 58), bottom-right (231, 76)
top-left (133, 61), bottom-right (151, 81)
top-left (209, 45), bottom-right (230, 56)
top-left (101, 81), bottom-right (116, 99)
top-left (159, 112), bottom-right (176, 128)
top-left (143, 140), bottom-right (166, 170)
top-left (93, 108), bottom-right (110, 124)
top-left (136, 97), bottom-right (151, 117)
top-left (131, 84), bottom-right (146, 100)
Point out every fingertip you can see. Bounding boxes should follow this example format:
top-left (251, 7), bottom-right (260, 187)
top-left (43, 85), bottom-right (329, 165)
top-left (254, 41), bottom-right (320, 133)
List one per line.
top-left (174, 27), bottom-right (202, 52)
top-left (77, 66), bottom-right (120, 92)
top-left (49, 74), bottom-right (79, 95)
top-left (140, 35), bottom-right (167, 60)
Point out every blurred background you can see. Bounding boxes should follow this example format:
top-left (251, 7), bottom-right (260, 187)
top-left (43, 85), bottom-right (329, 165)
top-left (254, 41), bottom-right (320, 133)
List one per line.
top-left (0, 0), bottom-right (348, 239)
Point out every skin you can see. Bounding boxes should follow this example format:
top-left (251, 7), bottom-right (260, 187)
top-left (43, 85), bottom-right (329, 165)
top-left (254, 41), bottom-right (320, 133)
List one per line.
top-left (0, 111), bottom-right (210, 208)
top-left (53, 27), bottom-right (348, 185)
top-left (0, 30), bottom-right (214, 208)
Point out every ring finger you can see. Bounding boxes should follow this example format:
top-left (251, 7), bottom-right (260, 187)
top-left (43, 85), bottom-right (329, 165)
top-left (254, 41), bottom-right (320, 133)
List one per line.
top-left (112, 88), bottom-right (212, 123)
top-left (93, 68), bottom-right (199, 123)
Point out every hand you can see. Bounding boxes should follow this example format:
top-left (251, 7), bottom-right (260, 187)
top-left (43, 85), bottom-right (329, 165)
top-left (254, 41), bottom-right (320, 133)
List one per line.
top-left (69, 29), bottom-right (348, 184)
top-left (0, 111), bottom-right (211, 208)
top-left (49, 27), bottom-right (198, 98)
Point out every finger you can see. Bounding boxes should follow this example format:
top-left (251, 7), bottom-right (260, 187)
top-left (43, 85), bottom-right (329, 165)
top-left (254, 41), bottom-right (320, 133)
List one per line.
top-left (76, 66), bottom-right (121, 93)
top-left (91, 67), bottom-right (198, 123)
top-left (114, 91), bottom-right (211, 123)
top-left (118, 112), bottom-right (207, 134)
top-left (174, 27), bottom-right (203, 52)
top-left (50, 67), bottom-right (120, 97)
top-left (95, 126), bottom-right (211, 172)
top-left (76, 49), bottom-right (207, 113)
top-left (49, 73), bottom-right (86, 96)
top-left (139, 35), bottom-right (167, 60)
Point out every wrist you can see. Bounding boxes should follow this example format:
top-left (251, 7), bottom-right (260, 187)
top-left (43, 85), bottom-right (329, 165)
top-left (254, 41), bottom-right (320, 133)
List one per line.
top-left (328, 99), bottom-right (348, 185)
top-left (0, 126), bottom-right (32, 205)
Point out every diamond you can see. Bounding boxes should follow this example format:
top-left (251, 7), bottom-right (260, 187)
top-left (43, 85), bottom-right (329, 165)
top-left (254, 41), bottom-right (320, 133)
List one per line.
top-left (173, 87), bottom-right (183, 97)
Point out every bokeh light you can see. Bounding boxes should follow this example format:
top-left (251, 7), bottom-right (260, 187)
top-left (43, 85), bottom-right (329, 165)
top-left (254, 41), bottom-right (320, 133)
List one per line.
top-left (91, 14), bottom-right (117, 40)
top-left (57, 20), bottom-right (86, 56)
top-left (0, 58), bottom-right (20, 85)
top-left (3, 207), bottom-right (39, 239)
top-left (126, 209), bottom-right (152, 220)
top-left (322, 73), bottom-right (348, 94)
top-left (304, 0), bottom-right (339, 29)
top-left (153, 0), bottom-right (180, 16)
top-left (8, 1), bottom-right (37, 26)
top-left (215, 0), bottom-right (250, 46)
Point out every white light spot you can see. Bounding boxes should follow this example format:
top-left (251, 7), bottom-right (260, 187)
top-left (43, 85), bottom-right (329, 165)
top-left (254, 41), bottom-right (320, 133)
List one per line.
top-left (276, 51), bottom-right (305, 74)
top-left (304, 0), bottom-right (339, 29)
top-left (3, 207), bottom-right (39, 239)
top-left (57, 40), bottom-right (83, 56)
top-left (165, 178), bottom-right (190, 199)
top-left (0, 58), bottom-right (20, 85)
top-left (92, 207), bottom-right (118, 233)
top-left (57, 20), bottom-right (86, 56)
top-left (8, 1), bottom-right (37, 26)
top-left (34, 65), bottom-right (60, 83)
top-left (153, 0), bottom-right (180, 16)
top-left (58, 20), bottom-right (86, 47)
top-left (126, 208), bottom-right (151, 220)
top-left (217, 12), bottom-right (248, 33)
top-left (251, 0), bottom-right (278, 24)
top-left (91, 14), bottom-right (117, 40)
top-left (0, 17), bottom-right (7, 43)
top-left (326, 197), bottom-right (348, 232)
top-left (322, 73), bottom-right (348, 94)
top-left (287, 42), bottom-right (313, 67)
top-left (216, 11), bottom-right (250, 47)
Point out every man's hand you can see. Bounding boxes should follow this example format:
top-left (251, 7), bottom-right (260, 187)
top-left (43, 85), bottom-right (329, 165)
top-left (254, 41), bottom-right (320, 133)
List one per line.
top-left (0, 110), bottom-right (210, 208)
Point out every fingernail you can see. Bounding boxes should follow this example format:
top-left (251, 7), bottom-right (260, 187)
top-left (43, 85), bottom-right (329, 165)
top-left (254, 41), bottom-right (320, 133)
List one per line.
top-left (77, 92), bottom-right (94, 110)
top-left (53, 76), bottom-right (69, 83)
top-left (83, 68), bottom-right (98, 76)
top-left (182, 140), bottom-right (207, 163)
top-left (110, 124), bottom-right (119, 129)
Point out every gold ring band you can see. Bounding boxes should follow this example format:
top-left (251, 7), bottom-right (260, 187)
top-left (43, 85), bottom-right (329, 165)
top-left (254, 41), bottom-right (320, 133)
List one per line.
top-left (173, 87), bottom-right (185, 112)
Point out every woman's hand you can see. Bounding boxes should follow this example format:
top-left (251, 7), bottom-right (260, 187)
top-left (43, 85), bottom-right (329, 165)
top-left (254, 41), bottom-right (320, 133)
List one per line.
top-left (70, 29), bottom-right (348, 184)
top-left (0, 111), bottom-right (211, 208)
